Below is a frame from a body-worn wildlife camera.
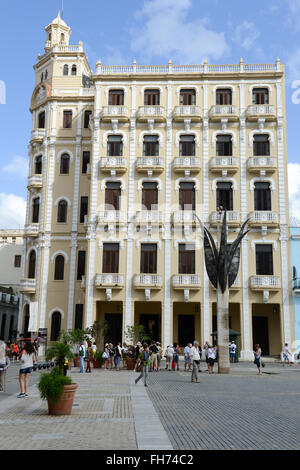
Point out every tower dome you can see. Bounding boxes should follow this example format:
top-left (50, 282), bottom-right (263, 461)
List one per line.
top-left (44, 11), bottom-right (71, 51)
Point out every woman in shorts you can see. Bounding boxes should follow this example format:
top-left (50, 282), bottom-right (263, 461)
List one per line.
top-left (253, 344), bottom-right (262, 375)
top-left (207, 344), bottom-right (216, 374)
top-left (18, 342), bottom-right (36, 398)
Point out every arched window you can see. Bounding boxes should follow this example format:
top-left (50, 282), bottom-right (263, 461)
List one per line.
top-left (143, 135), bottom-right (159, 156)
top-left (35, 155), bottom-right (42, 174)
top-left (142, 182), bottom-right (158, 210)
top-left (144, 89), bottom-right (160, 106)
top-left (54, 255), bottom-right (65, 280)
top-left (32, 198), bottom-right (40, 223)
top-left (60, 33), bottom-right (65, 43)
top-left (109, 89), bottom-right (124, 105)
top-left (252, 88), bottom-right (269, 105)
top-left (216, 182), bottom-right (233, 211)
top-left (105, 183), bottom-right (121, 210)
top-left (107, 135), bottom-right (123, 156)
top-left (48, 33), bottom-right (52, 42)
top-left (179, 135), bottom-right (195, 156)
top-left (179, 182), bottom-right (195, 210)
top-left (216, 135), bottom-right (232, 156)
top-left (50, 312), bottom-right (61, 341)
top-left (60, 153), bottom-right (70, 174)
top-left (23, 305), bottom-right (30, 337)
top-left (38, 111), bottom-right (45, 129)
top-left (180, 89), bottom-right (196, 105)
top-left (254, 182), bottom-right (271, 211)
top-left (57, 200), bottom-right (68, 223)
top-left (63, 64), bottom-right (69, 76)
top-left (45, 69), bottom-right (48, 80)
top-left (71, 64), bottom-right (77, 76)
top-left (40, 72), bottom-right (44, 82)
top-left (253, 134), bottom-right (270, 156)
top-left (216, 88), bottom-right (232, 105)
top-left (28, 251), bottom-right (36, 279)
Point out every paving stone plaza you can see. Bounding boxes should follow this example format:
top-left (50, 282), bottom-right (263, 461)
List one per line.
top-left (0, 361), bottom-right (300, 450)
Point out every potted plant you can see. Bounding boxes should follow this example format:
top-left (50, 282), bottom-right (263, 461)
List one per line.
top-left (38, 340), bottom-right (78, 416)
top-left (68, 329), bottom-right (88, 367)
top-left (123, 345), bottom-right (136, 370)
top-left (124, 325), bottom-right (150, 370)
top-left (93, 351), bottom-right (104, 368)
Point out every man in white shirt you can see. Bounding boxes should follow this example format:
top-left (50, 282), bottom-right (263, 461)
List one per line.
top-left (229, 341), bottom-right (236, 363)
top-left (184, 343), bottom-right (192, 371)
top-left (190, 341), bottom-right (200, 383)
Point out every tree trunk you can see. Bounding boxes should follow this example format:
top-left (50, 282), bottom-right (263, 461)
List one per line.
top-left (217, 284), bottom-right (230, 374)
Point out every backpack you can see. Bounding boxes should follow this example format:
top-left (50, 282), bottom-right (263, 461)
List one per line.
top-left (79, 347), bottom-right (85, 357)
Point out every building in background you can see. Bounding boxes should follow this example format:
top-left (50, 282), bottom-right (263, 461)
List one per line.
top-left (290, 218), bottom-right (300, 354)
top-left (19, 13), bottom-right (294, 358)
top-left (0, 230), bottom-right (24, 341)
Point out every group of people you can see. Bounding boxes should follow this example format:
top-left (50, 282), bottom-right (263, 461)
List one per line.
top-left (4, 338), bottom-right (39, 363)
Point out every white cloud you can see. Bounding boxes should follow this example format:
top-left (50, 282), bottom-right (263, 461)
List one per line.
top-left (3, 155), bottom-right (28, 178)
top-left (288, 163), bottom-right (300, 220)
top-left (231, 21), bottom-right (260, 50)
top-left (0, 193), bottom-right (26, 229)
top-left (129, 0), bottom-right (229, 63)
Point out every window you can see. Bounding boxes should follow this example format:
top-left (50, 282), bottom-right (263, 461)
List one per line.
top-left (23, 305), bottom-right (29, 337)
top-left (256, 244), bottom-right (273, 275)
top-left (38, 111), bottom-right (45, 129)
top-left (105, 183), bottom-right (121, 210)
top-left (82, 151), bottom-right (90, 173)
top-left (60, 33), bottom-right (65, 43)
top-left (179, 182), bottom-right (195, 210)
top-left (179, 244), bottom-right (195, 274)
top-left (0, 315), bottom-right (6, 340)
top-left (216, 88), bottom-right (232, 105)
top-left (140, 244), bottom-right (157, 274)
top-left (143, 135), bottom-right (159, 156)
top-left (57, 200), bottom-right (68, 223)
top-left (40, 72), bottom-right (44, 82)
top-left (63, 64), bottom-right (69, 76)
top-left (142, 182), bottom-right (158, 210)
top-left (14, 255), bottom-right (21, 268)
top-left (84, 110), bottom-right (92, 129)
top-left (60, 153), bottom-right (70, 174)
top-left (254, 182), bottom-right (271, 211)
top-left (144, 89), bottom-right (160, 105)
top-left (50, 312), bottom-right (61, 341)
top-left (80, 196), bottom-right (88, 223)
top-left (216, 135), bottom-right (232, 156)
top-left (252, 88), bottom-right (269, 105)
top-left (71, 64), bottom-right (77, 76)
top-left (179, 135), bottom-right (195, 156)
top-left (45, 69), bottom-right (48, 80)
top-left (107, 135), bottom-right (123, 156)
top-left (63, 110), bottom-right (72, 128)
top-left (28, 250), bottom-right (36, 279)
top-left (253, 134), bottom-right (270, 156)
top-left (109, 89), bottom-right (124, 105)
top-left (35, 155), bottom-right (42, 174)
top-left (54, 255), bottom-right (65, 280)
top-left (180, 89), bottom-right (196, 105)
top-left (32, 198), bottom-right (40, 223)
top-left (74, 304), bottom-right (83, 330)
top-left (102, 243), bottom-right (119, 273)
top-left (77, 251), bottom-right (86, 281)
top-left (216, 182), bottom-right (233, 211)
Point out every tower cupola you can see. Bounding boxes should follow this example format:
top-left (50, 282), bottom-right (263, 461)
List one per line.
top-left (44, 11), bottom-right (71, 51)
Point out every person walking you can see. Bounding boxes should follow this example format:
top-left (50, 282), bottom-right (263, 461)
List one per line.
top-left (149, 341), bottom-right (158, 371)
top-left (135, 344), bottom-right (150, 387)
top-left (86, 341), bottom-right (93, 373)
top-left (156, 342), bottom-right (162, 371)
top-left (121, 342), bottom-right (128, 368)
top-left (254, 344), bottom-right (262, 375)
top-left (92, 342), bottom-right (97, 368)
top-left (165, 344), bottom-right (174, 370)
top-left (18, 342), bottom-right (36, 397)
top-left (203, 341), bottom-right (209, 371)
top-left (184, 343), bottom-right (192, 371)
top-left (229, 341), bottom-right (236, 363)
top-left (108, 343), bottom-right (114, 370)
top-left (172, 343), bottom-right (180, 371)
top-left (103, 344), bottom-right (109, 370)
top-left (79, 342), bottom-right (85, 373)
top-left (33, 338), bottom-right (39, 362)
top-left (114, 342), bottom-right (122, 371)
top-left (207, 344), bottom-right (216, 374)
top-left (0, 341), bottom-right (10, 392)
top-left (190, 341), bottom-right (200, 383)
top-left (282, 343), bottom-right (292, 366)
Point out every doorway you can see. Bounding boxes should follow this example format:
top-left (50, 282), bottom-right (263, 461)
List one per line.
top-left (178, 315), bottom-right (195, 347)
top-left (104, 313), bottom-right (122, 346)
top-left (252, 316), bottom-right (269, 356)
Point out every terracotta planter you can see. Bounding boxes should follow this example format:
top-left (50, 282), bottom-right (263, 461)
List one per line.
top-left (126, 357), bottom-right (136, 370)
top-left (73, 356), bottom-right (80, 367)
top-left (94, 361), bottom-right (103, 368)
top-left (47, 383), bottom-right (78, 416)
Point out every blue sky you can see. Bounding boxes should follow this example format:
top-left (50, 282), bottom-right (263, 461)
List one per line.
top-left (1, 0), bottom-right (300, 227)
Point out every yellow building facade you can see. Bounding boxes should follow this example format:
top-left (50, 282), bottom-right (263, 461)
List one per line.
top-left (19, 14), bottom-right (294, 359)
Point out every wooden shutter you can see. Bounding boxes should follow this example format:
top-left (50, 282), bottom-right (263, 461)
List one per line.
top-left (216, 89), bottom-right (232, 105)
top-left (216, 183), bottom-right (233, 210)
top-left (256, 244), bottom-right (273, 275)
top-left (179, 183), bottom-right (195, 210)
top-left (107, 135), bottom-right (123, 156)
top-left (142, 183), bottom-right (158, 210)
top-left (143, 135), bottom-right (159, 156)
top-left (254, 183), bottom-right (271, 211)
top-left (80, 197), bottom-right (88, 223)
top-left (109, 90), bottom-right (124, 105)
top-left (180, 89), bottom-right (196, 105)
top-left (140, 244), bottom-right (157, 273)
top-left (144, 89), bottom-right (160, 105)
top-left (77, 251), bottom-right (86, 280)
top-left (82, 151), bottom-right (90, 173)
top-left (179, 244), bottom-right (195, 274)
top-left (28, 251), bottom-right (36, 279)
top-left (63, 111), bottom-right (72, 128)
top-left (253, 135), bottom-right (270, 156)
top-left (179, 135), bottom-right (195, 156)
top-left (216, 135), bottom-right (232, 156)
top-left (105, 183), bottom-right (121, 210)
top-left (103, 243), bottom-right (119, 273)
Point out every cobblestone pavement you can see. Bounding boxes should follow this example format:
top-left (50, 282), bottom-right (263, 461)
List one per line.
top-left (0, 368), bottom-right (137, 450)
top-left (146, 362), bottom-right (300, 450)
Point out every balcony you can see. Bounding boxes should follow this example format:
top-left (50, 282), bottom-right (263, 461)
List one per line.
top-left (30, 129), bottom-right (46, 144)
top-left (249, 275), bottom-right (281, 290)
top-left (173, 157), bottom-right (201, 173)
top-left (173, 106), bottom-right (201, 121)
top-left (172, 274), bottom-right (201, 289)
top-left (247, 157), bottom-right (277, 173)
top-left (209, 105), bottom-right (238, 121)
top-left (246, 105), bottom-right (276, 121)
top-left (210, 211), bottom-right (240, 227)
top-left (95, 274), bottom-right (124, 288)
top-left (20, 279), bottom-right (36, 294)
top-left (212, 275), bottom-right (241, 290)
top-left (248, 211), bottom-right (278, 227)
top-left (136, 157), bottom-right (164, 173)
top-left (24, 224), bottom-right (39, 238)
top-left (136, 106), bottom-right (165, 122)
top-left (101, 106), bottom-right (129, 122)
top-left (27, 175), bottom-right (43, 190)
top-left (209, 157), bottom-right (238, 173)
top-left (97, 211), bottom-right (126, 225)
top-left (293, 278), bottom-right (300, 296)
top-left (173, 210), bottom-right (200, 225)
top-left (135, 210), bottom-right (163, 225)
top-left (99, 157), bottom-right (127, 173)
top-left (133, 274), bottom-right (162, 289)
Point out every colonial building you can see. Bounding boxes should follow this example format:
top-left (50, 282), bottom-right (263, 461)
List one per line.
top-left (19, 13), bottom-right (294, 358)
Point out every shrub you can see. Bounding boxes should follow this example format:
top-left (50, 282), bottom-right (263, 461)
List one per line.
top-left (38, 367), bottom-right (72, 403)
